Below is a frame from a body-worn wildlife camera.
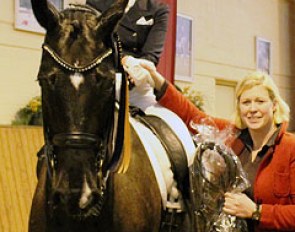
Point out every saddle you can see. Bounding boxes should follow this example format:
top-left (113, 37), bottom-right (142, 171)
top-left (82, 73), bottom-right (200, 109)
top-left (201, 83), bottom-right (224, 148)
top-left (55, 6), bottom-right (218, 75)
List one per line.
top-left (130, 106), bottom-right (189, 198)
top-left (130, 106), bottom-right (193, 231)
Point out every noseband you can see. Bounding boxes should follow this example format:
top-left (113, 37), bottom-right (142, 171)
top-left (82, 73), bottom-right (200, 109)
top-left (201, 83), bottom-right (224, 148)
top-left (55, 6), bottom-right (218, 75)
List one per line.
top-left (52, 132), bottom-right (100, 148)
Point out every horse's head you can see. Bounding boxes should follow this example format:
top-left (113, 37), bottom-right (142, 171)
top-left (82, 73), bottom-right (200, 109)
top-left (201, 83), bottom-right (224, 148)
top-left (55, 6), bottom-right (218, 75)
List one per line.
top-left (31, 0), bottom-right (128, 219)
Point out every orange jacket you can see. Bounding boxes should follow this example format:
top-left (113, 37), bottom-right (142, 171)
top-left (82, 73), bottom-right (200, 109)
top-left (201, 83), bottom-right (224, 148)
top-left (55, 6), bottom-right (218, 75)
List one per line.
top-left (159, 83), bottom-right (295, 231)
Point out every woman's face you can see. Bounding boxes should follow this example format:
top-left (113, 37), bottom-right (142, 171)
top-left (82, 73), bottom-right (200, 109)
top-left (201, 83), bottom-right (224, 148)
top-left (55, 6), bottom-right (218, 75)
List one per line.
top-left (239, 85), bottom-right (276, 132)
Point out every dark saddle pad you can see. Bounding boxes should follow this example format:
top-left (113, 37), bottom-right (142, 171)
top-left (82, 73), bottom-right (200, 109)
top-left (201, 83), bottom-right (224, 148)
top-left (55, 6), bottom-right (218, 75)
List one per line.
top-left (130, 107), bottom-right (189, 197)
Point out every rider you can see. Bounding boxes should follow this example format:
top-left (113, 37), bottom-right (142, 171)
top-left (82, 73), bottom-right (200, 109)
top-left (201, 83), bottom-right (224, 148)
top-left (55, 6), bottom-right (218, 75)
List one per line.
top-left (86, 0), bottom-right (170, 110)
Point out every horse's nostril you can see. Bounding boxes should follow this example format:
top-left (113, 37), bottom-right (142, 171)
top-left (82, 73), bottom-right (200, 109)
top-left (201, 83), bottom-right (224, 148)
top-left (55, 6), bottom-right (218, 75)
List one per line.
top-left (92, 190), bottom-right (103, 206)
top-left (52, 190), bottom-right (66, 206)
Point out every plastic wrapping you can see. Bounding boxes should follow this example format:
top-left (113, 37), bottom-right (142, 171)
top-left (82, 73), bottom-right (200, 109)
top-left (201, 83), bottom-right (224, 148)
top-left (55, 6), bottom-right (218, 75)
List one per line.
top-left (189, 118), bottom-right (250, 232)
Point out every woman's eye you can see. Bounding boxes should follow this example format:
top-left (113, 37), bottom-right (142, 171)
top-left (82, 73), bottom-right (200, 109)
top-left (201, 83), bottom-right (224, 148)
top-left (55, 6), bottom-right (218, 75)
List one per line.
top-left (241, 100), bottom-right (250, 105)
top-left (256, 99), bottom-right (266, 104)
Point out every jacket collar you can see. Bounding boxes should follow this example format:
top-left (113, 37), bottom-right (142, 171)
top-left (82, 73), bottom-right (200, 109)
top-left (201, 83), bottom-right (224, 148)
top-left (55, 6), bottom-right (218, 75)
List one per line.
top-left (231, 122), bottom-right (288, 156)
top-left (86, 0), bottom-right (113, 12)
top-left (275, 121), bottom-right (288, 144)
top-left (120, 0), bottom-right (151, 26)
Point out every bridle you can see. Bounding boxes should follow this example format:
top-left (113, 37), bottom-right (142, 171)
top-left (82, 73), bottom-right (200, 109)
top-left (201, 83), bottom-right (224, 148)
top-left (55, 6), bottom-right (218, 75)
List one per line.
top-left (41, 42), bottom-right (114, 176)
top-left (38, 4), bottom-right (129, 216)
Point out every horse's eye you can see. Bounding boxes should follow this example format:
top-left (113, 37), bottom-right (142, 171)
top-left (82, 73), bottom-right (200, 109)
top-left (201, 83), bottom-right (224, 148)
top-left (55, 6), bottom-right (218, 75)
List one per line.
top-left (48, 74), bottom-right (57, 86)
top-left (37, 73), bottom-right (58, 87)
top-left (90, 72), bottom-right (102, 83)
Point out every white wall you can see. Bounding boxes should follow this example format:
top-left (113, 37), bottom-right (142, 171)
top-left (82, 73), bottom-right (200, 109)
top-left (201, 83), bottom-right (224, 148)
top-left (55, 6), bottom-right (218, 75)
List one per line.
top-left (0, 0), bottom-right (44, 125)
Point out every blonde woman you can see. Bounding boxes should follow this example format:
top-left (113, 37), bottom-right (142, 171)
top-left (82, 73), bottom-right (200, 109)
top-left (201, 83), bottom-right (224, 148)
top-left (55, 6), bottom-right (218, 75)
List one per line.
top-left (138, 63), bottom-right (295, 232)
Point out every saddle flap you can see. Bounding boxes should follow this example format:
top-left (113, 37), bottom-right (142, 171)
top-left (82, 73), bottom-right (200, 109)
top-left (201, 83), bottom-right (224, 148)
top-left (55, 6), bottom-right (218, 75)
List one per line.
top-left (134, 113), bottom-right (189, 197)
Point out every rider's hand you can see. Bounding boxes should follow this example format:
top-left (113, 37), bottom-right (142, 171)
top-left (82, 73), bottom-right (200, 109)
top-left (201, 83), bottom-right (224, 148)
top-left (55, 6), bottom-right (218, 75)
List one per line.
top-left (68, 0), bottom-right (87, 4)
top-left (122, 56), bottom-right (155, 87)
top-left (140, 60), bottom-right (165, 91)
top-left (223, 192), bottom-right (256, 219)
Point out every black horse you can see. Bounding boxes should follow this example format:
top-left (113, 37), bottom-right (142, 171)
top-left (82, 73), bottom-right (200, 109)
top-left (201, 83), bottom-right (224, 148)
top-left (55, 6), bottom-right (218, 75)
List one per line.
top-left (27, 0), bottom-right (177, 231)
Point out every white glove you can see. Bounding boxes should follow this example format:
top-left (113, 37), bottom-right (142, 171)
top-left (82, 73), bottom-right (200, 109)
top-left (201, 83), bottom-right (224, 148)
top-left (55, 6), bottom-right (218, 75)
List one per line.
top-left (123, 56), bottom-right (155, 87)
top-left (115, 72), bottom-right (157, 111)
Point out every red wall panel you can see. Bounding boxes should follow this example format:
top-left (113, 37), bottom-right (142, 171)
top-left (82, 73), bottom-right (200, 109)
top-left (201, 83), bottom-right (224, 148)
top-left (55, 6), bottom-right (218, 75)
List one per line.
top-left (157, 0), bottom-right (177, 84)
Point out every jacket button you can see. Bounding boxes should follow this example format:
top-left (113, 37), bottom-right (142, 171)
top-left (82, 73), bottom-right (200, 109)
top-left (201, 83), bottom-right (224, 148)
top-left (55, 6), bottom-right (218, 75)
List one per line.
top-left (132, 32), bottom-right (137, 37)
top-left (133, 48), bottom-right (138, 52)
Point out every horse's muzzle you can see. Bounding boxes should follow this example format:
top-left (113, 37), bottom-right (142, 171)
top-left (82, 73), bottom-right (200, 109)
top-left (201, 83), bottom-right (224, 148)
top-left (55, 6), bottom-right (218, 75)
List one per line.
top-left (51, 187), bottom-right (102, 218)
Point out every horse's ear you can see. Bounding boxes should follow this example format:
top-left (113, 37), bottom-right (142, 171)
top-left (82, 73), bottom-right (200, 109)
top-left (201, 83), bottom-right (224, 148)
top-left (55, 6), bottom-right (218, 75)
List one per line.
top-left (31, 0), bottom-right (60, 30)
top-left (98, 0), bottom-right (128, 36)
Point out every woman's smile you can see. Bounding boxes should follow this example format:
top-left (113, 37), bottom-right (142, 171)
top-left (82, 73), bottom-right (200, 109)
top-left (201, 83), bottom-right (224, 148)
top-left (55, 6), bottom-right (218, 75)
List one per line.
top-left (239, 85), bottom-right (276, 132)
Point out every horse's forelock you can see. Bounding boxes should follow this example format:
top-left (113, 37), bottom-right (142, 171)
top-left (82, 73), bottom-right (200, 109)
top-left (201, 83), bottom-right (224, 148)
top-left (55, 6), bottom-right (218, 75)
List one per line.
top-left (53, 10), bottom-right (104, 65)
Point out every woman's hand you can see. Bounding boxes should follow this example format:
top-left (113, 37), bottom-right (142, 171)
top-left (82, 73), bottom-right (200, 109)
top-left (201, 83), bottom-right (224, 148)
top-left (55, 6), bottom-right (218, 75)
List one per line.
top-left (223, 192), bottom-right (256, 219)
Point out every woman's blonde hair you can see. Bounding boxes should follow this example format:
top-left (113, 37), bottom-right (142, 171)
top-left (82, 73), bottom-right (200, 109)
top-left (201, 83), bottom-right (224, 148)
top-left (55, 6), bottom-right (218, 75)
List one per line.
top-left (233, 71), bottom-right (290, 129)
